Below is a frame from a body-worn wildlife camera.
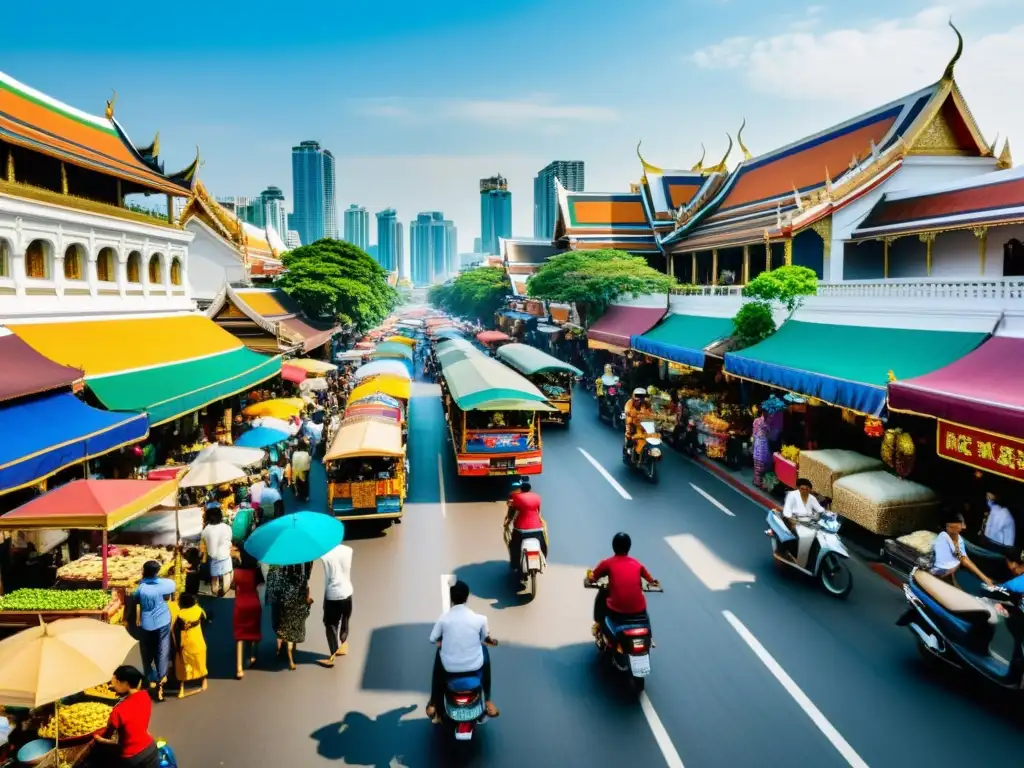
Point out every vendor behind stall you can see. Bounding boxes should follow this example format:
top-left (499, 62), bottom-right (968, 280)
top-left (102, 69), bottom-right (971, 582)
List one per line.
top-left (94, 665), bottom-right (163, 767)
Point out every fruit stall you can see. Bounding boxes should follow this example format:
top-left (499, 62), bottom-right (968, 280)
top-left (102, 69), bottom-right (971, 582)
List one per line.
top-left (0, 589), bottom-right (121, 630)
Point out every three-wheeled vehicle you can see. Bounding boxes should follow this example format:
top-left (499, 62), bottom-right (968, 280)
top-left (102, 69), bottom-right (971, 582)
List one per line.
top-left (495, 343), bottom-right (581, 424)
top-left (324, 415), bottom-right (407, 522)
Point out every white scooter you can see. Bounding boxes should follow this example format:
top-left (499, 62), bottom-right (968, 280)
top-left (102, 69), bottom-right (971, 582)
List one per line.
top-left (765, 509), bottom-right (853, 599)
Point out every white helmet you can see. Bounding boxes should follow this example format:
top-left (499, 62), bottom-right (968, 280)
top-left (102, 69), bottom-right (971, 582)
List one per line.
top-left (633, 387), bottom-right (648, 397)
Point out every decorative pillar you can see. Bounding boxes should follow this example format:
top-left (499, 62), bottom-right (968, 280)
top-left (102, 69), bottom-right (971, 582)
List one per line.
top-left (973, 227), bottom-right (989, 275)
top-left (711, 249), bottom-right (719, 286)
top-left (116, 179), bottom-right (123, 206)
top-left (764, 242), bottom-right (772, 272)
top-left (5, 151), bottom-right (13, 183)
top-left (784, 239), bottom-right (793, 266)
top-left (690, 253), bottom-right (697, 284)
top-left (667, 253), bottom-right (674, 278)
top-left (810, 217), bottom-right (832, 280)
top-left (742, 245), bottom-right (750, 284)
top-left (918, 232), bottom-right (937, 276)
top-left (60, 163), bottom-right (68, 195)
top-left (166, 195), bottom-right (174, 224)
top-left (882, 236), bottom-right (897, 279)
top-left (87, 250), bottom-right (99, 298)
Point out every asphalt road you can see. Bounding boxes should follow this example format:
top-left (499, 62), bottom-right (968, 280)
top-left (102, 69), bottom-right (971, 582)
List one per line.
top-left (149, 380), bottom-right (1024, 767)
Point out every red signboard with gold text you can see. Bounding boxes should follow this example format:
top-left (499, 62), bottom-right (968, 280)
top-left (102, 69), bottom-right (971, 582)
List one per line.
top-left (937, 421), bottom-right (1024, 482)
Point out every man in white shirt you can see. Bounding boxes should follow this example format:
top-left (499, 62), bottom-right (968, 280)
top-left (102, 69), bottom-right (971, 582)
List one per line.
top-left (777, 478), bottom-right (825, 561)
top-left (317, 543), bottom-right (353, 668)
top-left (291, 443), bottom-right (312, 502)
top-left (425, 580), bottom-right (499, 721)
top-left (982, 492), bottom-right (1016, 548)
top-left (933, 511), bottom-right (993, 586)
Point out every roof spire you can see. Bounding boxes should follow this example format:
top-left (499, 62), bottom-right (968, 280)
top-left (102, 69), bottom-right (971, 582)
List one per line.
top-left (691, 143), bottom-right (706, 173)
top-left (824, 167), bottom-right (833, 198)
top-left (997, 138), bottom-right (1013, 170)
top-left (105, 90), bottom-right (117, 120)
top-left (152, 132), bottom-right (160, 157)
top-left (636, 141), bottom-right (663, 177)
top-left (792, 184), bottom-right (804, 211)
top-left (737, 118), bottom-right (753, 161)
top-left (705, 134), bottom-right (733, 174)
top-left (776, 202), bottom-right (783, 229)
top-left (942, 19), bottom-right (963, 82)
top-left (989, 132), bottom-right (1000, 156)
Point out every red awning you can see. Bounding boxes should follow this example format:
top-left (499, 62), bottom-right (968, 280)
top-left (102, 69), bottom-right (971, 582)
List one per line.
top-left (281, 317), bottom-right (336, 353)
top-left (0, 330), bottom-right (83, 403)
top-left (281, 364), bottom-right (307, 383)
top-left (587, 306), bottom-right (666, 349)
top-left (889, 336), bottom-right (1024, 438)
top-left (476, 330), bottom-right (510, 344)
top-left (0, 478), bottom-right (178, 531)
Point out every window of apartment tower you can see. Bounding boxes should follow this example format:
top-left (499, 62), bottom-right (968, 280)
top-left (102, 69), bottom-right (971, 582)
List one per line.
top-left (25, 240), bottom-right (49, 279)
top-left (148, 254), bottom-right (162, 283)
top-left (126, 252), bottom-right (142, 283)
top-left (96, 247), bottom-right (115, 282)
top-left (63, 245), bottom-right (84, 280)
top-left (1004, 239), bottom-right (1024, 277)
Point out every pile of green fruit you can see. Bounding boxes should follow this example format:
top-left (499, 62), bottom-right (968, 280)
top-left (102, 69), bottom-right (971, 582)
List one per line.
top-left (0, 589), bottom-right (112, 612)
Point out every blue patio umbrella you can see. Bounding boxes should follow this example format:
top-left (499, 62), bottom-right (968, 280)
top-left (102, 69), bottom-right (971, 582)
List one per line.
top-left (244, 511), bottom-right (345, 565)
top-left (234, 426), bottom-right (290, 449)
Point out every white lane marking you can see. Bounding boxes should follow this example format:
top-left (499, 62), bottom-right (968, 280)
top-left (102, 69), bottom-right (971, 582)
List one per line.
top-left (666, 534), bottom-right (755, 591)
top-left (722, 610), bottom-right (868, 768)
top-left (437, 454), bottom-right (447, 518)
top-left (577, 447), bottom-right (632, 500)
top-left (688, 483), bottom-right (735, 517)
top-left (639, 692), bottom-right (685, 768)
top-left (441, 574), bottom-right (453, 613)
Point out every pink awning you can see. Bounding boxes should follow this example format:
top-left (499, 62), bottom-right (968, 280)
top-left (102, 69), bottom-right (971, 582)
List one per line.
top-left (587, 306), bottom-right (666, 349)
top-left (281, 364), bottom-right (307, 383)
top-left (889, 336), bottom-right (1024, 438)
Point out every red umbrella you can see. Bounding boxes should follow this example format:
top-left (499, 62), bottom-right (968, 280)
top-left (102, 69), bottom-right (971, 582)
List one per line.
top-left (476, 330), bottom-right (510, 344)
top-left (281, 364), bottom-right (307, 383)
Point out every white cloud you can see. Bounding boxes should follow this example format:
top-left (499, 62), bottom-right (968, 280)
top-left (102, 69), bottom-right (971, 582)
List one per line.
top-left (349, 97), bottom-right (617, 129)
top-left (689, 4), bottom-right (1024, 149)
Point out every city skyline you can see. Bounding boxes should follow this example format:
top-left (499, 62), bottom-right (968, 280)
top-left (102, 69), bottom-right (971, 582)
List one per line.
top-left (290, 140), bottom-right (337, 246)
top-left (534, 160), bottom-right (584, 240)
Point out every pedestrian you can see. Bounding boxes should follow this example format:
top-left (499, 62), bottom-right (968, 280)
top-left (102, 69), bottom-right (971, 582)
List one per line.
top-left (173, 593), bottom-right (209, 698)
top-left (200, 508), bottom-right (234, 597)
top-left (291, 441), bottom-right (312, 502)
top-left (233, 550), bottom-right (264, 679)
top-left (131, 560), bottom-right (175, 701)
top-left (94, 665), bottom-right (162, 767)
top-left (317, 543), bottom-right (354, 668)
top-left (260, 479), bottom-right (283, 521)
top-left (269, 563), bottom-right (312, 670)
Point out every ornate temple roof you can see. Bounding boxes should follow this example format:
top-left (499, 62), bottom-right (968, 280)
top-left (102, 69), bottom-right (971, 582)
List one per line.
top-left (0, 71), bottom-right (197, 196)
top-left (553, 181), bottom-right (658, 253)
top-left (207, 286), bottom-right (335, 353)
top-left (180, 182), bottom-right (284, 266)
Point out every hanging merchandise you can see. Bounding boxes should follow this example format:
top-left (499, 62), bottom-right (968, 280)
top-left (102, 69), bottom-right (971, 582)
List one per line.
top-left (864, 418), bottom-right (884, 438)
top-left (895, 430), bottom-right (916, 478)
top-left (881, 429), bottom-right (897, 468)
top-left (760, 395), bottom-right (786, 415)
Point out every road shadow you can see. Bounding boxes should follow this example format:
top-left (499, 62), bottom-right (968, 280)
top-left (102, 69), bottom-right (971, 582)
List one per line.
top-left (452, 560), bottom-right (532, 610)
top-left (311, 704), bottom-right (448, 768)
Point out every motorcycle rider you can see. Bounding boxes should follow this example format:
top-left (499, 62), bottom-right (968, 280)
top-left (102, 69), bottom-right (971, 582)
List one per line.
top-left (777, 478), bottom-right (825, 561)
top-left (425, 580), bottom-right (499, 722)
top-left (624, 388), bottom-right (655, 463)
top-left (504, 480), bottom-right (548, 571)
top-left (588, 533), bottom-right (659, 637)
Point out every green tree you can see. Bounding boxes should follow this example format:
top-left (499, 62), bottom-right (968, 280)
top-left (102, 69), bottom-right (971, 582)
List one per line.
top-left (732, 301), bottom-right (776, 348)
top-left (428, 267), bottom-right (510, 322)
top-left (526, 249), bottom-right (676, 325)
top-left (277, 239), bottom-right (398, 331)
top-left (742, 265), bottom-right (818, 312)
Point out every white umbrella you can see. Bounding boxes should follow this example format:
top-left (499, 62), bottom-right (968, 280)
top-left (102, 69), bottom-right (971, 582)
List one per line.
top-left (252, 416), bottom-right (300, 435)
top-left (193, 444), bottom-right (265, 467)
top-left (180, 460), bottom-right (247, 488)
top-left (299, 377), bottom-right (329, 392)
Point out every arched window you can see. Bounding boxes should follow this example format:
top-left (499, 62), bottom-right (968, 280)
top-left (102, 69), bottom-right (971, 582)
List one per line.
top-left (170, 257), bottom-right (182, 286)
top-left (1004, 239), bottom-right (1024, 277)
top-left (25, 240), bottom-right (50, 280)
top-left (148, 254), bottom-right (162, 284)
top-left (0, 240), bottom-right (9, 279)
top-left (126, 251), bottom-right (142, 284)
top-left (63, 245), bottom-right (84, 280)
top-left (96, 247), bottom-right (116, 282)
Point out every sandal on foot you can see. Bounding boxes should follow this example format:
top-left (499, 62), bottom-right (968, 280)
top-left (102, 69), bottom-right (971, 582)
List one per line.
top-left (317, 658), bottom-right (335, 668)
top-left (484, 702), bottom-right (500, 718)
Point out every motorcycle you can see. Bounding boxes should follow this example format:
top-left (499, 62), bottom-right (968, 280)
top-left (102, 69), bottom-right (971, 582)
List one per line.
top-left (438, 637), bottom-right (499, 743)
top-left (597, 383), bottom-right (624, 430)
top-left (765, 508), bottom-right (853, 599)
top-left (504, 525), bottom-right (545, 599)
top-left (897, 568), bottom-right (1024, 688)
top-left (622, 420), bottom-right (663, 483)
top-left (584, 575), bottom-right (662, 692)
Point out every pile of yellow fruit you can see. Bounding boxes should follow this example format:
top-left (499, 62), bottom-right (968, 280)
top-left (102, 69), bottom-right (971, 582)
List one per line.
top-left (82, 683), bottom-right (118, 700)
top-left (39, 702), bottom-right (112, 739)
top-left (57, 546), bottom-right (172, 588)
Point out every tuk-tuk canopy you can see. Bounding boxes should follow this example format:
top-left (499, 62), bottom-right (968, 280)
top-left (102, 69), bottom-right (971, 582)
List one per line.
top-left (349, 375), bottom-right (411, 403)
top-left (371, 342), bottom-right (414, 360)
top-left (496, 343), bottom-right (583, 377)
top-left (436, 344), bottom-right (485, 369)
top-left (344, 403), bottom-right (402, 422)
top-left (325, 416), bottom-right (405, 461)
top-left (348, 392), bottom-right (403, 410)
top-left (386, 335), bottom-right (417, 346)
top-left (441, 356), bottom-right (551, 411)
top-left (353, 360), bottom-right (412, 382)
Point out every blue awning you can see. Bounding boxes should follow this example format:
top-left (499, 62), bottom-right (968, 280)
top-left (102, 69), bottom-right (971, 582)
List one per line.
top-left (630, 315), bottom-right (735, 370)
top-left (0, 393), bottom-right (149, 495)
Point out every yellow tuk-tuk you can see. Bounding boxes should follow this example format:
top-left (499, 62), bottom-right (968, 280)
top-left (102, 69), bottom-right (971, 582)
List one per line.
top-left (324, 416), bottom-right (407, 521)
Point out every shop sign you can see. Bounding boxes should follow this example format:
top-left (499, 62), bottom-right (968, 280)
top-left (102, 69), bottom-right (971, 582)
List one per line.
top-left (937, 421), bottom-right (1024, 482)
top-left (466, 433), bottom-right (529, 453)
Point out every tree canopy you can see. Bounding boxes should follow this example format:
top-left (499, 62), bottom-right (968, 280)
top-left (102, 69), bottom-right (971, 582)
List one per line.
top-left (526, 249), bottom-right (676, 325)
top-left (731, 266), bottom-right (819, 350)
top-left (277, 239), bottom-right (398, 331)
top-left (428, 267), bottom-right (511, 322)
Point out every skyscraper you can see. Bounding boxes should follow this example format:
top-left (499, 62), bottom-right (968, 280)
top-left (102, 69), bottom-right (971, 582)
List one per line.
top-left (291, 140), bottom-right (337, 246)
top-left (473, 237), bottom-right (483, 253)
top-left (258, 186), bottom-right (288, 237)
top-left (396, 222), bottom-right (405, 280)
top-left (410, 213), bottom-right (435, 287)
top-left (375, 208), bottom-right (401, 272)
top-left (444, 220), bottom-right (458, 276)
top-left (343, 204), bottom-right (370, 251)
top-left (410, 212), bottom-right (456, 286)
top-left (480, 175), bottom-right (512, 256)
top-left (534, 161), bottom-right (584, 240)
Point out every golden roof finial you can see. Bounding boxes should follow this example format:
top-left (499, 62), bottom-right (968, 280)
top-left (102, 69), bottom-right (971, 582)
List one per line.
top-left (737, 118), bottom-right (753, 161)
top-left (152, 131), bottom-right (160, 157)
top-left (691, 143), bottom-right (706, 173)
top-left (942, 19), bottom-right (963, 82)
top-left (105, 90), bottom-right (117, 120)
top-left (705, 134), bottom-right (733, 174)
top-left (997, 138), bottom-right (1013, 170)
top-left (636, 141), bottom-right (663, 177)
top-left (824, 167), bottom-right (834, 198)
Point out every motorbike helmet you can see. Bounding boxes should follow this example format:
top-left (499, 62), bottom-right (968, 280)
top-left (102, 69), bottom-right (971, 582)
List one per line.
top-left (632, 387), bottom-right (647, 397)
top-left (612, 532), bottom-right (632, 555)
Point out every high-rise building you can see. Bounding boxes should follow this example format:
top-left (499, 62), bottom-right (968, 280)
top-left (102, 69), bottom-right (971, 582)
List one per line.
top-left (534, 161), bottom-right (584, 240)
top-left (410, 213), bottom-right (435, 287)
top-left (291, 140), bottom-right (337, 246)
top-left (375, 208), bottom-right (401, 272)
top-left (396, 222), bottom-right (405, 280)
top-left (473, 237), bottom-right (483, 253)
top-left (286, 230), bottom-right (302, 250)
top-left (367, 244), bottom-right (378, 263)
top-left (480, 175), bottom-right (511, 256)
top-left (343, 204), bottom-right (370, 251)
top-left (445, 220), bottom-right (458, 276)
top-left (410, 212), bottom-right (456, 286)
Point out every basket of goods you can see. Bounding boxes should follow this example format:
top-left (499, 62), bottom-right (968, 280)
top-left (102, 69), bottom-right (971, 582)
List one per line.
top-left (82, 683), bottom-right (119, 701)
top-left (831, 471), bottom-right (939, 537)
top-left (884, 530), bottom-right (937, 572)
top-left (57, 545), bottom-right (173, 589)
top-left (797, 449), bottom-right (885, 499)
top-left (882, 429), bottom-right (916, 479)
top-left (781, 445), bottom-right (800, 462)
top-left (37, 702), bottom-right (113, 743)
top-left (0, 589), bottom-right (113, 613)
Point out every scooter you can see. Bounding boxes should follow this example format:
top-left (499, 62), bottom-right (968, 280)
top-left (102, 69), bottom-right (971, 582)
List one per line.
top-left (597, 383), bottom-right (624, 430)
top-left (896, 568), bottom-right (1024, 688)
top-left (504, 525), bottom-right (545, 599)
top-left (438, 638), bottom-right (499, 743)
top-left (765, 508), bottom-right (853, 599)
top-left (584, 574), bottom-right (662, 692)
top-left (622, 420), bottom-right (663, 483)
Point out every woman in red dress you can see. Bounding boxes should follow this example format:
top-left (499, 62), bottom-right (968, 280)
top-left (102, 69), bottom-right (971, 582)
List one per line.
top-left (233, 550), bottom-right (264, 679)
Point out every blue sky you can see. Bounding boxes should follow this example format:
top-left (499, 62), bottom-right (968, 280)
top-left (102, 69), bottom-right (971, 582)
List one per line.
top-left (5, 0), bottom-right (1023, 254)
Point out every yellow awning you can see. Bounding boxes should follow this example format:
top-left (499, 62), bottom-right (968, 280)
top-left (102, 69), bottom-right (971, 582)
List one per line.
top-left (242, 398), bottom-right (305, 418)
top-left (325, 416), bottom-right (405, 461)
top-left (386, 336), bottom-right (416, 347)
top-left (289, 358), bottom-right (337, 374)
top-left (587, 339), bottom-right (628, 355)
top-left (349, 375), bottom-right (411, 403)
top-left (10, 314), bottom-right (244, 377)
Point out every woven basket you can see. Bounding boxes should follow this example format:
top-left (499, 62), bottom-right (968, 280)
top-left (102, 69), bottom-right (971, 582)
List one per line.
top-left (798, 450), bottom-right (884, 498)
top-left (832, 485), bottom-right (940, 537)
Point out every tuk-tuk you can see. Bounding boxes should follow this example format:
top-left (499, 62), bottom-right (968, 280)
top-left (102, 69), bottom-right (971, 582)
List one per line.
top-left (495, 343), bottom-right (582, 424)
top-left (324, 416), bottom-right (407, 521)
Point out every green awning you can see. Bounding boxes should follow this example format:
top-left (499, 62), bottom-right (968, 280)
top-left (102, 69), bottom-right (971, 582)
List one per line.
top-left (724, 321), bottom-right (987, 415)
top-left (442, 357), bottom-right (550, 411)
top-left (88, 348), bottom-right (282, 426)
top-left (495, 343), bottom-right (582, 376)
top-left (631, 314), bottom-right (735, 369)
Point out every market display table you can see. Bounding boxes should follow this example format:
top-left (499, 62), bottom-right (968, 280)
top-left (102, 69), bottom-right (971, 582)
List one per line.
top-left (832, 471), bottom-right (940, 537)
top-left (798, 449), bottom-right (884, 499)
top-left (37, 742), bottom-right (92, 768)
top-left (0, 593), bottom-right (122, 629)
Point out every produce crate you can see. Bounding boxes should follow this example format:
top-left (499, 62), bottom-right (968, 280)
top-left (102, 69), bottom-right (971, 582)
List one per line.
top-left (0, 593), bottom-right (122, 629)
top-left (831, 471), bottom-right (940, 537)
top-left (772, 453), bottom-right (798, 489)
top-left (797, 449), bottom-right (885, 499)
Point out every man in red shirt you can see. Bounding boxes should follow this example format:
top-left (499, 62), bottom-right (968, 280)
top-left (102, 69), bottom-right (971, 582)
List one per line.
top-left (504, 481), bottom-right (548, 571)
top-left (589, 532), bottom-right (658, 635)
top-left (94, 665), bottom-right (161, 767)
